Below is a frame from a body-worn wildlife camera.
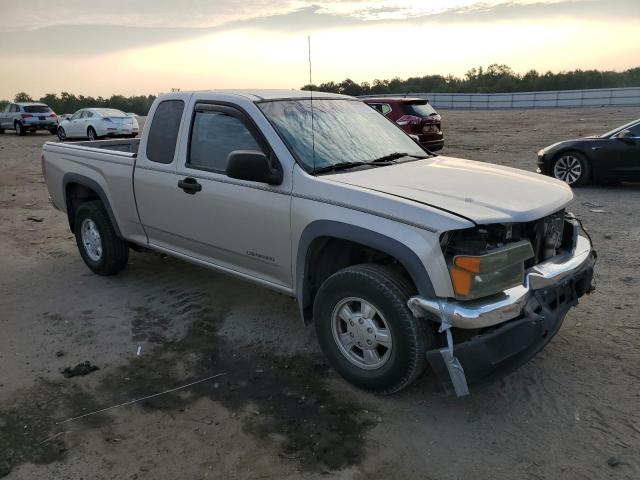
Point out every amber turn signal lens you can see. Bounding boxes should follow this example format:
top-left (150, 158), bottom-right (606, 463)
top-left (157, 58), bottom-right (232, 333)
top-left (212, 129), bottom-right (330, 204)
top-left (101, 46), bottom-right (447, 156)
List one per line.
top-left (454, 256), bottom-right (481, 273)
top-left (449, 266), bottom-right (473, 296)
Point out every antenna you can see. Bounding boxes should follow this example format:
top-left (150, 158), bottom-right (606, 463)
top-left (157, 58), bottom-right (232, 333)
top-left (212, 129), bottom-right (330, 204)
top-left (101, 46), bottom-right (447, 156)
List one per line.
top-left (308, 35), bottom-right (316, 173)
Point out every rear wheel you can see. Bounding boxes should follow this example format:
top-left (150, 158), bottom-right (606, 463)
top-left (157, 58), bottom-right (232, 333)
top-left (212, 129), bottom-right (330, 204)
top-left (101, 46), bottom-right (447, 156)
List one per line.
top-left (87, 127), bottom-right (98, 141)
top-left (57, 127), bottom-right (67, 141)
top-left (314, 264), bottom-right (432, 394)
top-left (15, 122), bottom-right (25, 136)
top-left (74, 201), bottom-right (129, 276)
top-left (49, 127), bottom-right (58, 135)
top-left (552, 152), bottom-right (590, 187)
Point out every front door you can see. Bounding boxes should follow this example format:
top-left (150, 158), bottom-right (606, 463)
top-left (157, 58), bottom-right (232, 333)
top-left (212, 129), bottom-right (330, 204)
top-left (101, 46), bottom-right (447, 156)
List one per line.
top-left (133, 98), bottom-right (293, 291)
top-left (171, 103), bottom-right (292, 289)
top-left (601, 124), bottom-right (640, 180)
top-left (66, 110), bottom-right (84, 137)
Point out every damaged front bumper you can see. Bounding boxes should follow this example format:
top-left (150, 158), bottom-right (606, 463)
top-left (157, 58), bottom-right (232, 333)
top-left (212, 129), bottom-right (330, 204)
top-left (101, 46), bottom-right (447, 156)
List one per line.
top-left (408, 232), bottom-right (596, 396)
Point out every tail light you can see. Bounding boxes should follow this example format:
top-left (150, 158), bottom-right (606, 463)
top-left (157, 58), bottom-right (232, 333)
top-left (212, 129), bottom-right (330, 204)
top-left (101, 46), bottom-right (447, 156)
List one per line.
top-left (41, 154), bottom-right (47, 179)
top-left (49, 113), bottom-right (57, 118)
top-left (396, 115), bottom-right (422, 126)
top-left (21, 114), bottom-right (33, 119)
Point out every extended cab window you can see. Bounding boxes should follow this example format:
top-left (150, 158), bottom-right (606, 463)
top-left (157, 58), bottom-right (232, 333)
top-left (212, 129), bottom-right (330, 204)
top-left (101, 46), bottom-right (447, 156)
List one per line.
top-left (188, 108), bottom-right (262, 173)
top-left (146, 100), bottom-right (185, 164)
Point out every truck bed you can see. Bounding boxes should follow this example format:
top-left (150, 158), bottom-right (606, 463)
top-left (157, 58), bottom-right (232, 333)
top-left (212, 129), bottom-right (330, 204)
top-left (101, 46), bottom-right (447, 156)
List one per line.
top-left (42, 138), bottom-right (146, 245)
top-left (65, 138), bottom-right (140, 154)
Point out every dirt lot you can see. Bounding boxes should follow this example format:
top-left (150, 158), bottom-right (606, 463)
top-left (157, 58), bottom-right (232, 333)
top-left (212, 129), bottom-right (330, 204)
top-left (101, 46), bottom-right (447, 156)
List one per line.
top-left (1, 107), bottom-right (639, 480)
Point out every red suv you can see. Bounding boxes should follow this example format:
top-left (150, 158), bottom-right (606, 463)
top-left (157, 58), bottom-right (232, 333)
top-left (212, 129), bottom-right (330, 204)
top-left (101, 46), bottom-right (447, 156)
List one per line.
top-left (362, 97), bottom-right (444, 151)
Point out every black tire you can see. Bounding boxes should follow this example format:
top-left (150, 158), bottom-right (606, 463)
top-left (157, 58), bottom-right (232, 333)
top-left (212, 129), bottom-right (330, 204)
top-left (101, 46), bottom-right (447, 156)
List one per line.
top-left (551, 151), bottom-right (591, 187)
top-left (74, 201), bottom-right (129, 276)
top-left (57, 127), bottom-right (67, 141)
top-left (0, 128), bottom-right (5, 134)
top-left (15, 122), bottom-right (25, 136)
top-left (87, 127), bottom-right (98, 141)
top-left (49, 127), bottom-right (58, 135)
top-left (313, 263), bottom-right (433, 394)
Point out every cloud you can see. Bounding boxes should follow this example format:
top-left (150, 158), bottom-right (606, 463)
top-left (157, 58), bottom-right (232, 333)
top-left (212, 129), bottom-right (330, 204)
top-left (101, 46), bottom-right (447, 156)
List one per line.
top-left (1, 0), bottom-right (637, 57)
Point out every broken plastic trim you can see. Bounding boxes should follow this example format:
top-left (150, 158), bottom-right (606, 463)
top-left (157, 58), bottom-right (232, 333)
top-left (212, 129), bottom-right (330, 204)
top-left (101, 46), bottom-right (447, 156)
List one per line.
top-left (433, 300), bottom-right (469, 397)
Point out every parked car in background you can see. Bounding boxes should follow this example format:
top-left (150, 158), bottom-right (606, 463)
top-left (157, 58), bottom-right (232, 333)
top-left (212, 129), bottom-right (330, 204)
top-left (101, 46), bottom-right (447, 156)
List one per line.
top-left (0, 102), bottom-right (58, 135)
top-left (362, 97), bottom-right (444, 151)
top-left (537, 118), bottom-right (640, 186)
top-left (42, 90), bottom-right (595, 397)
top-left (57, 108), bottom-right (139, 141)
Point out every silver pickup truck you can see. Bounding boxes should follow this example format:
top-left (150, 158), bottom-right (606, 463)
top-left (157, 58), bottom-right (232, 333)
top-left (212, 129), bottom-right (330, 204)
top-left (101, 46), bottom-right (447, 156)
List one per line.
top-left (43, 90), bottom-right (596, 396)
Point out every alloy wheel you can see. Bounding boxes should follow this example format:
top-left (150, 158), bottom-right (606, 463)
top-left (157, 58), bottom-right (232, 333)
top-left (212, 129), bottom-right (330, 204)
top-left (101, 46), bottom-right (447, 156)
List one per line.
top-left (331, 297), bottom-right (393, 370)
top-left (553, 155), bottom-right (583, 185)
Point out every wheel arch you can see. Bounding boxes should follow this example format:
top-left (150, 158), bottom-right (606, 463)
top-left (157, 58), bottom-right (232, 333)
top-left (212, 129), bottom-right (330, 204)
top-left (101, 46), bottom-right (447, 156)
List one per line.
top-left (63, 173), bottom-right (123, 238)
top-left (296, 220), bottom-right (436, 324)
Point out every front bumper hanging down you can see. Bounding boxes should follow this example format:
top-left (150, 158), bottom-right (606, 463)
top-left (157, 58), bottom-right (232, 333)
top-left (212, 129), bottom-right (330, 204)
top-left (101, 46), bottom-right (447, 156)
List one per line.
top-left (408, 233), bottom-right (596, 397)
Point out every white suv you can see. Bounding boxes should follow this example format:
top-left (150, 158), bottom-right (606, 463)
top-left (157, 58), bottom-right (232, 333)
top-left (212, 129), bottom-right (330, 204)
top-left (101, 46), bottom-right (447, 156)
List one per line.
top-left (0, 102), bottom-right (58, 135)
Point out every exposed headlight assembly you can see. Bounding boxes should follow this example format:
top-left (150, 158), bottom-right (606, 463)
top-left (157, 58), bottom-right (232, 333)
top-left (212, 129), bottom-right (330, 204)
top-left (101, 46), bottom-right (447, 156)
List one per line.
top-left (448, 240), bottom-right (534, 300)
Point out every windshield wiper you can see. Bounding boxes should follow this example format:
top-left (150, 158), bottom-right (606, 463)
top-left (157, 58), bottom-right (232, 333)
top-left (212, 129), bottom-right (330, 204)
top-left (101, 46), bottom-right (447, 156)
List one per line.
top-left (314, 159), bottom-right (397, 175)
top-left (370, 152), bottom-right (431, 163)
top-left (314, 152), bottom-right (431, 175)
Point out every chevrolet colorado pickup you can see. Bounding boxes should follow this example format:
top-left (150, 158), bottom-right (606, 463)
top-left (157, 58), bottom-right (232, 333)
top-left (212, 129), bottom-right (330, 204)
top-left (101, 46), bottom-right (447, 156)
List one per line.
top-left (42, 90), bottom-right (596, 396)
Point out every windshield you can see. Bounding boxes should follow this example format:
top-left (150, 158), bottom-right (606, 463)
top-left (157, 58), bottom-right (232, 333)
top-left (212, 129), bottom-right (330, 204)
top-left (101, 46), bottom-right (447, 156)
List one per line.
top-left (601, 119), bottom-right (640, 138)
top-left (402, 101), bottom-right (437, 117)
top-left (24, 105), bottom-right (51, 113)
top-left (259, 99), bottom-right (426, 172)
top-left (94, 108), bottom-right (126, 117)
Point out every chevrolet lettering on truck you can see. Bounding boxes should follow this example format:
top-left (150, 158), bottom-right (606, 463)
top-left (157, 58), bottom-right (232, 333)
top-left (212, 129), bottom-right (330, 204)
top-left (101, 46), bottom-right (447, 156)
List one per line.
top-left (42, 90), bottom-right (596, 396)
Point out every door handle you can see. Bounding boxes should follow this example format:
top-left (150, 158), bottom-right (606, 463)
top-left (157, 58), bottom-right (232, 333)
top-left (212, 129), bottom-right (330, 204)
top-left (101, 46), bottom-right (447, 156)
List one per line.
top-left (178, 177), bottom-right (202, 194)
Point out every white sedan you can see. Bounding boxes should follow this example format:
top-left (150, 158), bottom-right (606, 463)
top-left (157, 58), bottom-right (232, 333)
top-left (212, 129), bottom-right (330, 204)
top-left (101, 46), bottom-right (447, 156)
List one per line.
top-left (57, 108), bottom-right (139, 141)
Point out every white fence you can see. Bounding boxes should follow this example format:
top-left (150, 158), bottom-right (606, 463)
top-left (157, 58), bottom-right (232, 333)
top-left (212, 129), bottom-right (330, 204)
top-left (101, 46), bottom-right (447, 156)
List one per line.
top-left (361, 87), bottom-right (640, 109)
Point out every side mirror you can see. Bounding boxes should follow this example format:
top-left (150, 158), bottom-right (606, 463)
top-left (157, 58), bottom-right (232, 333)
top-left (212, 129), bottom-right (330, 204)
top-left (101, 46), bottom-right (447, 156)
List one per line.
top-left (616, 129), bottom-right (635, 143)
top-left (226, 150), bottom-right (283, 185)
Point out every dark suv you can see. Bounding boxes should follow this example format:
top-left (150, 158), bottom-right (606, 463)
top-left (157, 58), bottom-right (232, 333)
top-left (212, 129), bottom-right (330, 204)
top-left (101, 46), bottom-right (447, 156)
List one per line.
top-left (363, 97), bottom-right (444, 151)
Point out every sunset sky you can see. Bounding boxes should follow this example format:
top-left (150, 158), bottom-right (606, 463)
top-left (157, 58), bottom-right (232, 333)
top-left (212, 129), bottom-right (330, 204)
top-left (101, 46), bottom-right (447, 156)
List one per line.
top-left (0, 0), bottom-right (638, 99)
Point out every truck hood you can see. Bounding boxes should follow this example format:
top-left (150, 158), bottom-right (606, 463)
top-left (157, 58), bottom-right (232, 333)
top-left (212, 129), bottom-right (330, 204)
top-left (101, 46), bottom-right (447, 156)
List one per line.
top-left (326, 156), bottom-right (573, 224)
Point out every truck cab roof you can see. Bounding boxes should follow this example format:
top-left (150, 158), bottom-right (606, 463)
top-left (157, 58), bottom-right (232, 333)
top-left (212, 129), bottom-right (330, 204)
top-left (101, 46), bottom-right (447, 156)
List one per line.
top-left (185, 89), bottom-right (354, 102)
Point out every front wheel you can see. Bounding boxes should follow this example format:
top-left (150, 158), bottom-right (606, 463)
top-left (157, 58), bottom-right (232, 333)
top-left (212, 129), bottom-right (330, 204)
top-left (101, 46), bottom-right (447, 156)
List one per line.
top-left (57, 127), bottom-right (67, 141)
top-left (552, 152), bottom-right (590, 187)
top-left (313, 264), bottom-right (432, 394)
top-left (74, 201), bottom-right (129, 276)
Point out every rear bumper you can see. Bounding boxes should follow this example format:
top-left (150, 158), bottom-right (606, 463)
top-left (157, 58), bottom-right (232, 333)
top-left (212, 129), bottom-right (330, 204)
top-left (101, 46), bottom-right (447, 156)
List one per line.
top-left (408, 229), bottom-right (596, 395)
top-left (23, 121), bottom-right (58, 129)
top-left (421, 139), bottom-right (444, 151)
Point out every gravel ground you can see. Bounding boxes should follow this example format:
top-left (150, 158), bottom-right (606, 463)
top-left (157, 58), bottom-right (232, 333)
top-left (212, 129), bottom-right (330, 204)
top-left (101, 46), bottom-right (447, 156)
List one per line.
top-left (1, 107), bottom-right (639, 480)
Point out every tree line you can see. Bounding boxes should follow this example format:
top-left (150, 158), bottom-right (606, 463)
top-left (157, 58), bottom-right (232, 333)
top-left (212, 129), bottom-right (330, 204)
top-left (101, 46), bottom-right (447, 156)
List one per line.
top-left (301, 64), bottom-right (640, 96)
top-left (0, 92), bottom-right (157, 116)
top-left (2, 65), bottom-right (638, 113)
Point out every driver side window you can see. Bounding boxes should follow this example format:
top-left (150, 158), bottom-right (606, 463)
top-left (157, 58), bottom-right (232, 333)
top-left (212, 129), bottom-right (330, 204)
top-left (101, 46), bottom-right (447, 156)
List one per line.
top-left (188, 109), bottom-right (263, 173)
